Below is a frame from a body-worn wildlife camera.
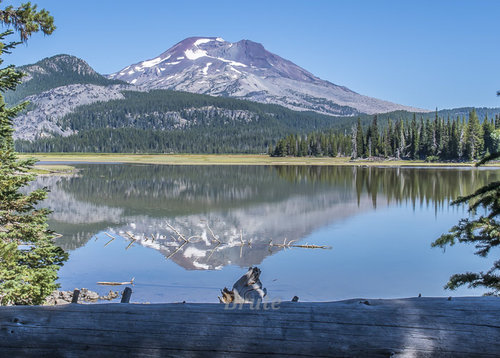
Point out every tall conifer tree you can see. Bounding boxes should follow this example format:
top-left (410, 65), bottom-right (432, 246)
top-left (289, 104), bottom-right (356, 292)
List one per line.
top-left (465, 109), bottom-right (484, 160)
top-left (356, 118), bottom-right (364, 157)
top-left (0, 2), bottom-right (68, 305)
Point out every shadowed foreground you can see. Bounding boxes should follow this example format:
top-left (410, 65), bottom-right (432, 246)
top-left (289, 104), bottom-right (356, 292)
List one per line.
top-left (0, 297), bottom-right (499, 357)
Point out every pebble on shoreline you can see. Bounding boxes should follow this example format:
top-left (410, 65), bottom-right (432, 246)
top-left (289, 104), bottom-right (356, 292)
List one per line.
top-left (44, 288), bottom-right (119, 305)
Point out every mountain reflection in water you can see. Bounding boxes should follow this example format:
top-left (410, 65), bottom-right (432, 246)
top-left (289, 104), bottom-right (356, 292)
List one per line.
top-left (34, 165), bottom-right (498, 272)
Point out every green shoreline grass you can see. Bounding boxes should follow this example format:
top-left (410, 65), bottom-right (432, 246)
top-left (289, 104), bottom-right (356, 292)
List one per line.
top-left (20, 153), bottom-right (500, 167)
top-left (30, 164), bottom-right (77, 175)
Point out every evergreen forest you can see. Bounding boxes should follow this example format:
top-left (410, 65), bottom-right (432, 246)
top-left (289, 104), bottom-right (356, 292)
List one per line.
top-left (271, 109), bottom-right (500, 161)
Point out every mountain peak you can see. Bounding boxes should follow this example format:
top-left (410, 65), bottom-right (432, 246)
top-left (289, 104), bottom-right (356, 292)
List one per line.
top-left (160, 36), bottom-right (227, 58)
top-left (5, 54), bottom-right (123, 105)
top-left (179, 36), bottom-right (225, 44)
top-left (21, 54), bottom-right (99, 77)
top-left (109, 37), bottom-right (426, 115)
top-left (236, 39), bottom-right (264, 49)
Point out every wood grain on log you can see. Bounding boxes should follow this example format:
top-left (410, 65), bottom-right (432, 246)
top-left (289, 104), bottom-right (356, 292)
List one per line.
top-left (0, 297), bottom-right (499, 357)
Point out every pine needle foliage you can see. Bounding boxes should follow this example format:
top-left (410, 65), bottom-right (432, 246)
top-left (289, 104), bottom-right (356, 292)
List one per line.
top-left (432, 157), bottom-right (500, 295)
top-left (0, 1), bottom-right (67, 305)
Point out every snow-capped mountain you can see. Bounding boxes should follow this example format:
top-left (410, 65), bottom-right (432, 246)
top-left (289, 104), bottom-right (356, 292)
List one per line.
top-left (109, 37), bottom-right (425, 115)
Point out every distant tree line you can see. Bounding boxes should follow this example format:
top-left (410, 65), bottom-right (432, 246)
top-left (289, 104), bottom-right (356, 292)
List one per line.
top-left (271, 109), bottom-right (500, 161)
top-left (16, 127), bottom-right (275, 153)
top-left (269, 130), bottom-right (352, 157)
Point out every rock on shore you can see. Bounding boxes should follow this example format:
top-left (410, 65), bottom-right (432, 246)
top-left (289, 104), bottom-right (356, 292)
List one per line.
top-left (45, 288), bottom-right (119, 305)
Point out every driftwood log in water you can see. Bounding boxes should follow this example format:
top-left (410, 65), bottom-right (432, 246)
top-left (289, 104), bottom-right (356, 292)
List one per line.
top-left (219, 266), bottom-right (267, 303)
top-left (97, 277), bottom-right (135, 286)
top-left (1, 297), bottom-right (499, 357)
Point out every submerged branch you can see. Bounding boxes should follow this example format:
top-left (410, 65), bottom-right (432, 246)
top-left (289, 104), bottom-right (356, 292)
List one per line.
top-left (269, 238), bottom-right (331, 249)
top-left (101, 224), bottom-right (331, 265)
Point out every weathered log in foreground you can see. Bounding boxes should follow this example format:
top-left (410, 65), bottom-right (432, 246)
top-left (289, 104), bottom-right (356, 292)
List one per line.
top-left (1, 297), bottom-right (499, 357)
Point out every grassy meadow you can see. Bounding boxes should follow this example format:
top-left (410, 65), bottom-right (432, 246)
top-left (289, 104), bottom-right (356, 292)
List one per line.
top-left (19, 153), bottom-right (500, 167)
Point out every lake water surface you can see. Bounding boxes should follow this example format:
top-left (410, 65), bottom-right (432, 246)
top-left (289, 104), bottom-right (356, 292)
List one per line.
top-left (36, 164), bottom-right (500, 303)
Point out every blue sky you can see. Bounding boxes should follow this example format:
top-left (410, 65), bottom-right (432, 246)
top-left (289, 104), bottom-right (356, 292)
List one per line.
top-left (2, 0), bottom-right (499, 110)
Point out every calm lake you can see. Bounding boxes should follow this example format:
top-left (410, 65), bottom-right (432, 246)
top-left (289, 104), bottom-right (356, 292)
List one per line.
top-left (35, 164), bottom-right (500, 303)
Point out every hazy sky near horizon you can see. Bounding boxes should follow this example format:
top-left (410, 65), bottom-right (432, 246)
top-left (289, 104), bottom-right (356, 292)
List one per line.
top-left (2, 0), bottom-right (499, 110)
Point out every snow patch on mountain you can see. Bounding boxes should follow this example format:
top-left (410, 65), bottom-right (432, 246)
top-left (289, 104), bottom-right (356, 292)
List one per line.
top-left (185, 48), bottom-right (207, 60)
top-left (141, 57), bottom-right (165, 68)
top-left (193, 38), bottom-right (213, 46)
top-left (202, 62), bottom-right (212, 75)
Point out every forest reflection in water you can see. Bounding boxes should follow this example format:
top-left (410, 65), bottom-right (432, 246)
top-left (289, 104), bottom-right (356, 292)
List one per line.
top-left (273, 165), bottom-right (492, 210)
top-left (34, 164), bottom-right (500, 302)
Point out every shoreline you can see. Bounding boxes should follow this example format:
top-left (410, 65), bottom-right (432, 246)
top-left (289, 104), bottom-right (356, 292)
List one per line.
top-left (21, 153), bottom-right (500, 167)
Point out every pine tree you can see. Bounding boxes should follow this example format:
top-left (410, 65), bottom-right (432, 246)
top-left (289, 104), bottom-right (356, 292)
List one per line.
top-left (482, 116), bottom-right (495, 156)
top-left (0, 3), bottom-right (68, 305)
top-left (394, 120), bottom-right (406, 159)
top-left (299, 137), bottom-right (308, 157)
top-left (410, 114), bottom-right (419, 159)
top-left (272, 138), bottom-right (286, 157)
top-left (382, 126), bottom-right (390, 158)
top-left (434, 110), bottom-right (444, 157)
top-left (430, 118), bottom-right (437, 156)
top-left (443, 118), bottom-right (452, 160)
top-left (267, 144), bottom-right (273, 155)
top-left (465, 109), bottom-right (484, 160)
top-left (350, 124), bottom-right (358, 159)
top-left (449, 118), bottom-right (460, 160)
top-left (458, 116), bottom-right (466, 159)
top-left (370, 115), bottom-right (379, 156)
top-left (356, 118), bottom-right (364, 158)
top-left (418, 117), bottom-right (426, 158)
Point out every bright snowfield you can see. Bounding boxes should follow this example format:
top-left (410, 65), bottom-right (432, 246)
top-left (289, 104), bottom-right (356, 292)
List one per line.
top-left (108, 37), bottom-right (426, 115)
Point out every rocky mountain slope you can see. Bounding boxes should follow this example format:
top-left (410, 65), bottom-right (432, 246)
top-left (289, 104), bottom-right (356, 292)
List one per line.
top-left (109, 37), bottom-right (425, 116)
top-left (9, 40), bottom-right (432, 144)
top-left (6, 54), bottom-right (123, 105)
top-left (8, 55), bottom-right (137, 139)
top-left (14, 83), bottom-right (130, 140)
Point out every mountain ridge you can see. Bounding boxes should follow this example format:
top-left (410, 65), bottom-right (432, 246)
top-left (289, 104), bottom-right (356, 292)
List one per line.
top-left (108, 36), bottom-right (427, 116)
top-left (5, 54), bottom-right (123, 105)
